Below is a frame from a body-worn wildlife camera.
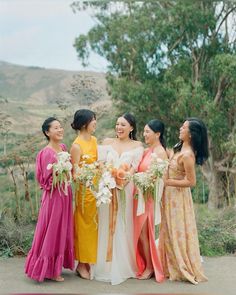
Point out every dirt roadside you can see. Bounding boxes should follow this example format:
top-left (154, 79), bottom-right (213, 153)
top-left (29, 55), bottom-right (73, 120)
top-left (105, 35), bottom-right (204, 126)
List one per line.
top-left (0, 256), bottom-right (235, 295)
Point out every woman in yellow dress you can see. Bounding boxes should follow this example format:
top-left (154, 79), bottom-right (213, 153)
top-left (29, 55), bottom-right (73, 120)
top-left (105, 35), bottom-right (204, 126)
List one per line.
top-left (70, 109), bottom-right (98, 279)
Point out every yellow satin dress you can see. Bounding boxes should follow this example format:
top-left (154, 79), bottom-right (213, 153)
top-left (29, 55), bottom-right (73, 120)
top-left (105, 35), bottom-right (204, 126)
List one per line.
top-left (73, 135), bottom-right (98, 263)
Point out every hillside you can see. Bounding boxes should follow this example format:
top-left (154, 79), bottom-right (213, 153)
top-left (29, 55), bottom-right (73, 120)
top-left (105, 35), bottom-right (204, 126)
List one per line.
top-left (0, 61), bottom-right (111, 134)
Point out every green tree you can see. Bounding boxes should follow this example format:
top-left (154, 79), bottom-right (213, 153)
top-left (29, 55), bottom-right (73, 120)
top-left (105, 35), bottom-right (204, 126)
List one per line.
top-left (72, 0), bottom-right (236, 208)
top-left (0, 112), bottom-right (12, 155)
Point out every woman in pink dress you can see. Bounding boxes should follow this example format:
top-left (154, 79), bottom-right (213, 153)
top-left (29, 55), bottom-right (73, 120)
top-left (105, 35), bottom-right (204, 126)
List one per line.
top-left (158, 117), bottom-right (208, 284)
top-left (134, 119), bottom-right (167, 282)
top-left (25, 117), bottom-right (74, 282)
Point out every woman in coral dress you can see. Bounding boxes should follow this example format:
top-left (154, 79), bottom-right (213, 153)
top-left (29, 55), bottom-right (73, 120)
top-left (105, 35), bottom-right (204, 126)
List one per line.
top-left (158, 117), bottom-right (209, 284)
top-left (25, 117), bottom-right (74, 282)
top-left (70, 109), bottom-right (98, 279)
top-left (134, 119), bottom-right (167, 282)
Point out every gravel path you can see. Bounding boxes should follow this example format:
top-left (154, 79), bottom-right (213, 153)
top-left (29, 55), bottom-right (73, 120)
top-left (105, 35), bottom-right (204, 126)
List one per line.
top-left (0, 256), bottom-right (235, 295)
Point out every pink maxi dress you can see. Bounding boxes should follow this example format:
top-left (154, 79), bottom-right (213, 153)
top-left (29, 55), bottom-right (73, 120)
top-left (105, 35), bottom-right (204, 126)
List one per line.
top-left (25, 144), bottom-right (74, 282)
top-left (133, 148), bottom-right (165, 282)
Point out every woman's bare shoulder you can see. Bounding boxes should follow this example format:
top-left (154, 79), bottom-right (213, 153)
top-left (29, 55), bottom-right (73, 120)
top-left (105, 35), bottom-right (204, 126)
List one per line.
top-left (133, 140), bottom-right (143, 148)
top-left (102, 137), bottom-right (116, 145)
top-left (70, 142), bottom-right (81, 153)
top-left (153, 147), bottom-right (168, 160)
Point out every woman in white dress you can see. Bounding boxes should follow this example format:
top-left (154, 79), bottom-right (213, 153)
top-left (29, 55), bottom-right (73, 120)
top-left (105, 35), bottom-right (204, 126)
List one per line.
top-left (93, 113), bottom-right (144, 285)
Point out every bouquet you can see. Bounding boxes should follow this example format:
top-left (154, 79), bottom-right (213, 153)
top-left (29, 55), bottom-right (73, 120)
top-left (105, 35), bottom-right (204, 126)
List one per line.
top-left (111, 163), bottom-right (131, 189)
top-left (74, 161), bottom-right (100, 189)
top-left (133, 153), bottom-right (168, 223)
top-left (74, 159), bottom-right (117, 208)
top-left (133, 153), bottom-right (168, 199)
top-left (73, 156), bottom-right (100, 208)
top-left (94, 169), bottom-right (116, 207)
top-left (47, 151), bottom-right (72, 197)
top-left (109, 163), bottom-right (131, 222)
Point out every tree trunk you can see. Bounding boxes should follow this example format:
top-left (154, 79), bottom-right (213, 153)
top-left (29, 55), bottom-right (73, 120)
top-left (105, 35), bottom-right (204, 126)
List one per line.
top-left (3, 134), bottom-right (7, 155)
top-left (201, 148), bottom-right (225, 209)
top-left (9, 168), bottom-right (20, 220)
top-left (207, 170), bottom-right (225, 209)
top-left (24, 170), bottom-right (35, 219)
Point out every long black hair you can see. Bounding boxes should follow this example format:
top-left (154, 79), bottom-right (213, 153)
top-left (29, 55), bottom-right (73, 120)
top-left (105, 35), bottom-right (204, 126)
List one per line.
top-left (42, 117), bottom-right (59, 141)
top-left (122, 113), bottom-right (137, 140)
top-left (147, 119), bottom-right (166, 149)
top-left (71, 109), bottom-right (96, 131)
top-left (174, 117), bottom-right (209, 165)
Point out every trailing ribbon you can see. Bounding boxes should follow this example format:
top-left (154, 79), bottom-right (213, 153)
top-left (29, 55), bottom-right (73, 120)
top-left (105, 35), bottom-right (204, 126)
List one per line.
top-left (136, 178), bottom-right (164, 225)
top-left (154, 178), bottom-right (164, 225)
top-left (136, 188), bottom-right (145, 216)
top-left (106, 188), bottom-right (118, 262)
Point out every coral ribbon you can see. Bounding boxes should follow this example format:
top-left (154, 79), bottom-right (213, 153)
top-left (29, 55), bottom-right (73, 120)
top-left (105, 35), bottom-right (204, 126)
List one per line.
top-left (106, 188), bottom-right (118, 262)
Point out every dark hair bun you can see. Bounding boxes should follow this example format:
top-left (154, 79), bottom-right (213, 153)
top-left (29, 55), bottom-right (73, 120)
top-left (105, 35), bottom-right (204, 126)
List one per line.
top-left (71, 109), bottom-right (96, 131)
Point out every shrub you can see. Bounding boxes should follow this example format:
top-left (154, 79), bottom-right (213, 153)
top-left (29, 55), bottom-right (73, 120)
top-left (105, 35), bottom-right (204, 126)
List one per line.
top-left (0, 215), bottom-right (35, 257)
top-left (196, 205), bottom-right (236, 256)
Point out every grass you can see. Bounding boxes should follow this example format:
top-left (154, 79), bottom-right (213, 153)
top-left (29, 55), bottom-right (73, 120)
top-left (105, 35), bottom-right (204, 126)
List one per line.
top-left (0, 215), bottom-right (35, 257)
top-left (196, 204), bottom-right (236, 256)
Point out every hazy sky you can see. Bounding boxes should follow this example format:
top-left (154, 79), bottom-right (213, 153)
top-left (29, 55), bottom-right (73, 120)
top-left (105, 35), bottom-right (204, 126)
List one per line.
top-left (0, 0), bottom-right (108, 72)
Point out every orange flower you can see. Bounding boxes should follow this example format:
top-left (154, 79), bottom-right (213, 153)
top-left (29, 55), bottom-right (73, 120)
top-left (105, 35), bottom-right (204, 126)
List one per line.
top-left (116, 169), bottom-right (126, 186)
top-left (120, 163), bottom-right (130, 171)
top-left (115, 163), bottom-right (131, 187)
top-left (109, 163), bottom-right (131, 188)
top-left (111, 168), bottom-right (118, 178)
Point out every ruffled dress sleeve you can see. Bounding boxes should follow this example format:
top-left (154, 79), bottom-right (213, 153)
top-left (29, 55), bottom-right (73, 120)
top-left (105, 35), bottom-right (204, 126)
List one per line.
top-left (36, 148), bottom-right (56, 191)
top-left (131, 146), bottom-right (144, 171)
top-left (97, 145), bottom-right (111, 162)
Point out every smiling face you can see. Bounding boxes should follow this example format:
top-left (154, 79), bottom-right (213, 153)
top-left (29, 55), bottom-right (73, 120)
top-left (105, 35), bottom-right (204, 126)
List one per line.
top-left (46, 120), bottom-right (64, 142)
top-left (86, 117), bottom-right (97, 134)
top-left (179, 120), bottom-right (190, 142)
top-left (115, 116), bottom-right (133, 140)
top-left (143, 124), bottom-right (159, 145)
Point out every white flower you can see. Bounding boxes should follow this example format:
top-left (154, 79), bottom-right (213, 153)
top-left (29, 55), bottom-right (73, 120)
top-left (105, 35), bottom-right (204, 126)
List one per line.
top-left (48, 151), bottom-right (73, 197)
top-left (82, 154), bottom-right (90, 160)
top-left (133, 156), bottom-right (168, 198)
top-left (64, 161), bottom-right (73, 171)
top-left (94, 169), bottom-right (116, 207)
top-left (47, 163), bottom-right (53, 170)
top-left (102, 171), bottom-right (116, 188)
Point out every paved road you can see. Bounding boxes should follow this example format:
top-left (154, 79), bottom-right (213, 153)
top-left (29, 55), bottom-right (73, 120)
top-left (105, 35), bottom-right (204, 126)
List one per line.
top-left (0, 256), bottom-right (235, 295)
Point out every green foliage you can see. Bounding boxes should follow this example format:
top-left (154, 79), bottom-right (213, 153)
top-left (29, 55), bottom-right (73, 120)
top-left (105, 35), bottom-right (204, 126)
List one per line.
top-left (196, 205), bottom-right (236, 256)
top-left (73, 0), bottom-right (236, 137)
top-left (0, 216), bottom-right (35, 257)
top-left (73, 0), bottom-right (236, 206)
top-left (192, 167), bottom-right (209, 204)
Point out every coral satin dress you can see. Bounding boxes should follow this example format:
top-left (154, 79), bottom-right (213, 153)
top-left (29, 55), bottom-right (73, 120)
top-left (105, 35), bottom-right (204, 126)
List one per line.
top-left (133, 147), bottom-right (165, 282)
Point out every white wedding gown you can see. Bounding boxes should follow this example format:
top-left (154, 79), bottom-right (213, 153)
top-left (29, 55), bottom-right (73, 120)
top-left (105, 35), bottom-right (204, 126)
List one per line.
top-left (92, 145), bottom-right (144, 285)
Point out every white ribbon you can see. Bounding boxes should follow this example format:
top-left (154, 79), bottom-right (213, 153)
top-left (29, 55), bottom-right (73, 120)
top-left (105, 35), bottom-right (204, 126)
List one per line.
top-left (136, 178), bottom-right (164, 222)
top-left (154, 178), bottom-right (164, 225)
top-left (136, 188), bottom-right (145, 216)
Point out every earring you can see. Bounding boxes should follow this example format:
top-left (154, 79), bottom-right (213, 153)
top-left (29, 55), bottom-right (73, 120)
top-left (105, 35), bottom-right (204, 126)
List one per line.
top-left (130, 130), bottom-right (133, 139)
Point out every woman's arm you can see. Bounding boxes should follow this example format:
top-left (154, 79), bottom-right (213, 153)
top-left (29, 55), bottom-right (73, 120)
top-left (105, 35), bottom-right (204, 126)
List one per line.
top-left (165, 153), bottom-right (196, 188)
top-left (36, 149), bottom-right (54, 191)
top-left (70, 143), bottom-right (81, 179)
